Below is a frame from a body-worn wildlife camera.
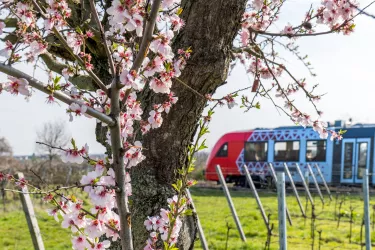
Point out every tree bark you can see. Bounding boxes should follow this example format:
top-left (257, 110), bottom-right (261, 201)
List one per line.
top-left (128, 0), bottom-right (247, 249)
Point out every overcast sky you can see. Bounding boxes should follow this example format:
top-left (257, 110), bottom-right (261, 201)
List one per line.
top-left (1, 0), bottom-right (375, 155)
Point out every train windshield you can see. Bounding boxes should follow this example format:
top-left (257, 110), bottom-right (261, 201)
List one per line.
top-left (216, 143), bottom-right (228, 157)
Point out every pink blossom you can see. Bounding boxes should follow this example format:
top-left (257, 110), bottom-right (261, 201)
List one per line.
top-left (161, 0), bottom-right (179, 9)
top-left (124, 141), bottom-right (145, 168)
top-left (29, 41), bottom-right (47, 56)
top-left (150, 31), bottom-right (175, 59)
top-left (0, 41), bottom-right (13, 58)
top-left (66, 32), bottom-right (83, 55)
top-left (62, 68), bottom-right (74, 81)
top-left (61, 145), bottom-right (87, 164)
top-left (148, 110), bottom-right (163, 129)
top-left (240, 29), bottom-right (250, 45)
top-left (80, 171), bottom-right (100, 191)
top-left (72, 236), bottom-right (88, 250)
top-left (120, 70), bottom-right (143, 90)
top-left (85, 219), bottom-right (105, 238)
top-left (89, 240), bottom-right (111, 250)
top-left (68, 103), bottom-right (88, 121)
top-left (47, 208), bottom-right (60, 222)
top-left (125, 14), bottom-right (143, 37)
top-left (282, 23), bottom-right (294, 35)
top-left (5, 76), bottom-right (31, 96)
top-left (142, 57), bottom-right (164, 77)
top-left (149, 78), bottom-right (171, 94)
top-left (169, 14), bottom-right (185, 31)
top-left (0, 21), bottom-right (5, 35)
top-left (61, 213), bottom-right (79, 232)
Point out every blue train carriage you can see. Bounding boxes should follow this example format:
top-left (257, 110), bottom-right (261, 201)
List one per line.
top-left (234, 121), bottom-right (375, 186)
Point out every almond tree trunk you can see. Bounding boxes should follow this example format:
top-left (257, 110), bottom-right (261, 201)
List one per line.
top-left (127, 0), bottom-right (247, 249)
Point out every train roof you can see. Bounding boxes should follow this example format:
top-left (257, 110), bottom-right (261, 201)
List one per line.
top-left (227, 122), bottom-right (375, 138)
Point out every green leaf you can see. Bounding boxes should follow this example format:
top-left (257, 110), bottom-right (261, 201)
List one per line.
top-left (53, 76), bottom-right (62, 84)
top-left (339, 129), bottom-right (347, 135)
top-left (163, 242), bottom-right (169, 250)
top-left (75, 27), bottom-right (83, 34)
top-left (255, 102), bottom-right (261, 109)
top-left (112, 42), bottom-right (119, 50)
top-left (71, 138), bottom-right (77, 149)
top-left (198, 143), bottom-right (208, 151)
top-left (172, 183), bottom-right (179, 192)
top-left (184, 209), bottom-right (193, 216)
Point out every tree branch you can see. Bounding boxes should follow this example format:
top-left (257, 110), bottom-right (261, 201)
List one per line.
top-left (39, 52), bottom-right (96, 90)
top-left (109, 75), bottom-right (134, 249)
top-left (39, 52), bottom-right (67, 73)
top-left (0, 64), bottom-right (115, 126)
top-left (129, 0), bottom-right (161, 73)
top-left (88, 0), bottom-right (116, 76)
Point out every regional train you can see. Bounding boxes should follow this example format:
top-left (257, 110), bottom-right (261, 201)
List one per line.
top-left (205, 120), bottom-right (375, 187)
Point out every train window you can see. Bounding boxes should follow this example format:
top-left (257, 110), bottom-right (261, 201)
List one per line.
top-left (306, 140), bottom-right (326, 162)
top-left (274, 141), bottom-right (300, 162)
top-left (244, 142), bottom-right (268, 161)
top-left (216, 143), bottom-right (228, 157)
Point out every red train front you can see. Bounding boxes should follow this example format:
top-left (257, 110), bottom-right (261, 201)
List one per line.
top-left (205, 130), bottom-right (253, 186)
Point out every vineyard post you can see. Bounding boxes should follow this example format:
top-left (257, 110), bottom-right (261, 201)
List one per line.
top-left (243, 166), bottom-right (270, 231)
top-left (277, 171), bottom-right (287, 250)
top-left (16, 172), bottom-right (45, 250)
top-left (295, 163), bottom-right (314, 206)
top-left (314, 163), bottom-right (332, 201)
top-left (284, 163), bottom-right (306, 217)
top-left (186, 189), bottom-right (209, 250)
top-left (268, 163), bottom-right (292, 225)
top-left (307, 163), bottom-right (324, 205)
top-left (215, 165), bottom-right (246, 242)
top-left (363, 169), bottom-right (371, 250)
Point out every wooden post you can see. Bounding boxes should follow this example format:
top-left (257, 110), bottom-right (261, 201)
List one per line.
top-left (307, 164), bottom-right (324, 204)
top-left (363, 169), bottom-right (371, 250)
top-left (268, 163), bottom-right (292, 226)
top-left (186, 189), bottom-right (209, 250)
top-left (277, 171), bottom-right (287, 250)
top-left (295, 163), bottom-right (314, 206)
top-left (16, 172), bottom-right (45, 250)
top-left (215, 165), bottom-right (246, 242)
top-left (243, 166), bottom-right (270, 231)
top-left (314, 163), bottom-right (333, 201)
top-left (284, 163), bottom-right (305, 217)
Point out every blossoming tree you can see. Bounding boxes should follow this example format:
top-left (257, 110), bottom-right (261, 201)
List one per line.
top-left (0, 0), bottom-right (370, 249)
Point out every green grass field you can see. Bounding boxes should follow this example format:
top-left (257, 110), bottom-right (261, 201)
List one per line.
top-left (0, 187), bottom-right (374, 249)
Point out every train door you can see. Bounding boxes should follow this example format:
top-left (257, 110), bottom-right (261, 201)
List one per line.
top-left (340, 138), bottom-right (371, 184)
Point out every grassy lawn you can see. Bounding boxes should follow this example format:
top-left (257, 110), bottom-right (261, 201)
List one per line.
top-left (1, 187), bottom-right (374, 249)
top-left (191, 187), bottom-right (375, 250)
top-left (0, 201), bottom-right (71, 250)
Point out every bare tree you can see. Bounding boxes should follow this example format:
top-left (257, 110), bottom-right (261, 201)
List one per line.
top-left (36, 120), bottom-right (70, 180)
top-left (0, 137), bottom-right (12, 157)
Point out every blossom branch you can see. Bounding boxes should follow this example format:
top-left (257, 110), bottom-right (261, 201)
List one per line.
top-left (88, 0), bottom-right (116, 76)
top-left (130, 0), bottom-right (162, 74)
top-left (0, 64), bottom-right (115, 126)
top-left (31, 0), bottom-right (109, 94)
top-left (249, 0), bottom-right (375, 38)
